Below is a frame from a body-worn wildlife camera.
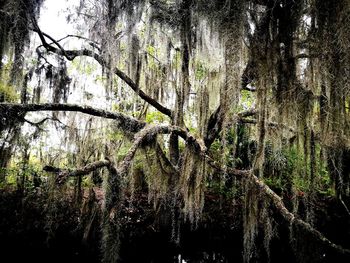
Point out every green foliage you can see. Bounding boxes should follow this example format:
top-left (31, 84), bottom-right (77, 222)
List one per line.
top-left (145, 111), bottom-right (168, 124)
top-left (292, 174), bottom-right (309, 192)
top-left (146, 44), bottom-right (159, 70)
top-left (172, 50), bottom-right (182, 70)
top-left (0, 80), bottom-right (18, 102)
top-left (240, 90), bottom-right (255, 110)
top-left (314, 147), bottom-right (334, 196)
top-left (146, 44), bottom-right (156, 56)
top-left (207, 179), bottom-right (240, 199)
top-left (194, 61), bottom-right (206, 80)
top-left (263, 143), bottom-right (334, 196)
top-left (209, 138), bottom-right (221, 152)
top-left (284, 146), bottom-right (301, 175)
top-left (70, 58), bottom-right (97, 76)
top-left (0, 167), bottom-right (16, 187)
top-left (94, 75), bottom-right (108, 84)
top-left (0, 161), bottom-right (44, 190)
top-left (116, 144), bottom-right (130, 161)
top-left (264, 176), bottom-right (286, 191)
top-left (264, 145), bottom-right (307, 192)
top-left (82, 176), bottom-right (94, 187)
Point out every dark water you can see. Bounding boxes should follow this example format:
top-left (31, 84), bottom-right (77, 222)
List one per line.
top-left (175, 253), bottom-right (230, 263)
top-left (118, 250), bottom-right (235, 263)
top-left (1, 192), bottom-right (349, 263)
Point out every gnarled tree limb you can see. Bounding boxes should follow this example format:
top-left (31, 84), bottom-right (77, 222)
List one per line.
top-left (43, 160), bottom-right (111, 184)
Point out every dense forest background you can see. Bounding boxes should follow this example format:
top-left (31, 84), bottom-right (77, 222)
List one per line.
top-left (0, 0), bottom-right (349, 262)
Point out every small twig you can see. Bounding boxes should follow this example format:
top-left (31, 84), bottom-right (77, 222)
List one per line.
top-left (339, 195), bottom-right (350, 217)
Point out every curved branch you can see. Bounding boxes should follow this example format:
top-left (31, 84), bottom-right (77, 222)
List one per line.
top-left (24, 117), bottom-right (53, 126)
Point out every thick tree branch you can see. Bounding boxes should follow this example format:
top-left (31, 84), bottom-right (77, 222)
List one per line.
top-left (246, 170), bottom-right (350, 255)
top-left (43, 160), bottom-right (111, 184)
top-left (0, 103), bottom-right (146, 134)
top-left (204, 105), bottom-right (225, 148)
top-left (31, 19), bottom-right (173, 118)
top-left (141, 127), bottom-right (349, 255)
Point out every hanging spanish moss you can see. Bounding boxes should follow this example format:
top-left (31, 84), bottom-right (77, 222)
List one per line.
top-left (180, 146), bottom-right (207, 224)
top-left (0, 0), bottom-right (43, 72)
top-left (243, 177), bottom-right (277, 263)
top-left (143, 144), bottom-right (171, 207)
top-left (313, 0), bottom-right (350, 199)
top-left (101, 164), bottom-right (122, 263)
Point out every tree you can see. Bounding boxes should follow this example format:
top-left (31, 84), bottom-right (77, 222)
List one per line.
top-left (0, 0), bottom-right (349, 262)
